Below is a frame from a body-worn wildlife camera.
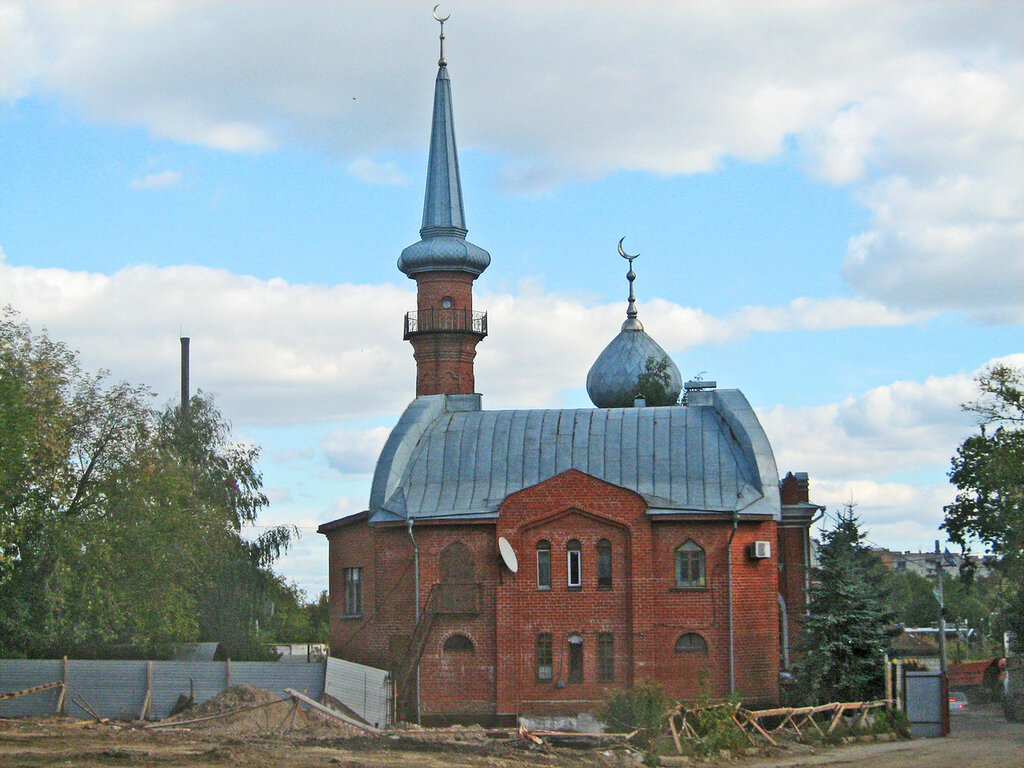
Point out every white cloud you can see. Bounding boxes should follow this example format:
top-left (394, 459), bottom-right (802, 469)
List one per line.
top-left (758, 372), bottom-right (979, 481)
top-left (0, 253), bottom-right (921, 424)
top-left (759, 359), bottom-right (1024, 553)
top-left (346, 158), bottom-right (409, 186)
top-left (811, 480), bottom-right (956, 551)
top-left (3, 2), bottom-right (1021, 317)
top-left (128, 170), bottom-right (181, 190)
top-left (321, 426), bottom-right (390, 476)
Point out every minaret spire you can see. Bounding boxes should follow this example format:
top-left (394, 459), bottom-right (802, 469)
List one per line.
top-left (399, 9), bottom-right (490, 398)
top-left (398, 6), bottom-right (490, 275)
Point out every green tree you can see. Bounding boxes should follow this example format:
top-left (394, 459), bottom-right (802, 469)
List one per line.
top-left (794, 504), bottom-right (898, 703)
top-left (882, 570), bottom-right (938, 628)
top-left (0, 308), bottom-right (293, 658)
top-left (943, 364), bottom-right (1024, 648)
top-left (636, 354), bottom-right (677, 406)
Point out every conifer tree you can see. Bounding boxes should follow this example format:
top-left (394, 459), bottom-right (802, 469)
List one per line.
top-left (794, 504), bottom-right (898, 703)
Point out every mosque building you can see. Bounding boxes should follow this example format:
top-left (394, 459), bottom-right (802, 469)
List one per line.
top-left (318, 17), bottom-right (821, 725)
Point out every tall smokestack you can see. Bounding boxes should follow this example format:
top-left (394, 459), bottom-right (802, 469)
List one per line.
top-left (180, 337), bottom-right (190, 413)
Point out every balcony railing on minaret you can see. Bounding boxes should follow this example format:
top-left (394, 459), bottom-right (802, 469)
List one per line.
top-left (403, 308), bottom-right (488, 340)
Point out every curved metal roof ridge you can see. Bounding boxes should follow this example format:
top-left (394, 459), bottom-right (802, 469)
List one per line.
top-left (367, 391), bottom-right (780, 524)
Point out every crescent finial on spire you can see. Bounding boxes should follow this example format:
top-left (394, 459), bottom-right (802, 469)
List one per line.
top-left (618, 237), bottom-right (643, 330)
top-left (433, 5), bottom-right (450, 67)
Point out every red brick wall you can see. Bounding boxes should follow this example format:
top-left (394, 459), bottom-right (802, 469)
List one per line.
top-left (411, 524), bottom-right (499, 718)
top-left (415, 271), bottom-right (475, 312)
top-left (777, 524), bottom-right (810, 664)
top-left (324, 469), bottom-right (785, 719)
top-left (410, 270), bottom-right (482, 396)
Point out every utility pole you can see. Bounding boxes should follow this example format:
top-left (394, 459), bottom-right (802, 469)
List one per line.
top-left (934, 540), bottom-right (948, 676)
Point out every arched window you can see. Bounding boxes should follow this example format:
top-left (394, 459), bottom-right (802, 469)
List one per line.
top-left (675, 632), bottom-right (708, 654)
top-left (440, 540), bottom-right (474, 583)
top-left (675, 540), bottom-right (706, 587)
top-left (443, 634), bottom-right (474, 652)
top-left (536, 540), bottom-right (551, 590)
top-left (566, 539), bottom-right (582, 588)
top-left (567, 634), bottom-right (584, 682)
top-left (597, 539), bottom-right (612, 588)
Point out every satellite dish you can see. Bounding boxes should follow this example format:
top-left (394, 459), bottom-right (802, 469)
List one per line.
top-left (497, 536), bottom-right (519, 573)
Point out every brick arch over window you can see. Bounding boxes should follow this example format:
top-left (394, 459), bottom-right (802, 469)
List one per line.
top-left (675, 632), bottom-right (708, 654)
top-left (442, 633), bottom-right (474, 652)
top-left (439, 540), bottom-right (475, 583)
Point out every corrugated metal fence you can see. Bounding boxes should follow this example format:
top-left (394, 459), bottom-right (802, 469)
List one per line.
top-left (0, 659), bottom-right (326, 720)
top-left (323, 656), bottom-right (390, 729)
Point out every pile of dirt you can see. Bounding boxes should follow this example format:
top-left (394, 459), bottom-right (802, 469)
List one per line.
top-left (164, 684), bottom-right (361, 737)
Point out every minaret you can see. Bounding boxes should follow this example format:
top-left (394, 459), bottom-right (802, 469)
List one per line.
top-left (398, 10), bottom-right (490, 397)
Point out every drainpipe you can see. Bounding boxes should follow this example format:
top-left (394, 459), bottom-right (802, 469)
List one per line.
top-left (406, 516), bottom-right (421, 725)
top-left (727, 510), bottom-right (739, 696)
top-left (778, 594), bottom-right (790, 670)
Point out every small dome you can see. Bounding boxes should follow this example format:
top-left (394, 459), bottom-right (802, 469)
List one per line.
top-left (398, 235), bottom-right (491, 277)
top-left (586, 327), bottom-right (682, 408)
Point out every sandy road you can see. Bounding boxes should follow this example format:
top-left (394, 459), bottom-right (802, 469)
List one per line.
top-left (738, 702), bottom-right (1024, 768)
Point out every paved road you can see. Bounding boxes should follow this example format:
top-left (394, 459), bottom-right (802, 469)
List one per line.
top-left (739, 702), bottom-right (1024, 768)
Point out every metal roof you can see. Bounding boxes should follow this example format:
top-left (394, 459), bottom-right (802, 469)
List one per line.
top-left (368, 389), bottom-right (781, 523)
top-left (398, 58), bottom-right (490, 277)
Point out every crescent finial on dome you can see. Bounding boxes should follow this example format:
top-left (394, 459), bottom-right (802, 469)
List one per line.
top-left (619, 237), bottom-right (642, 331)
top-left (585, 239), bottom-right (683, 408)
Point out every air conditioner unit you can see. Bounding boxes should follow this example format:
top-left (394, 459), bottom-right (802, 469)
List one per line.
top-left (749, 541), bottom-right (771, 560)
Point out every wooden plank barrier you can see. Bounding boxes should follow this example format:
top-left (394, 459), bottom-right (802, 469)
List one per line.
top-left (667, 698), bottom-right (893, 754)
top-left (0, 680), bottom-right (63, 702)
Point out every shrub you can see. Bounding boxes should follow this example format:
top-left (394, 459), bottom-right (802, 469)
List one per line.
top-left (598, 680), bottom-right (669, 749)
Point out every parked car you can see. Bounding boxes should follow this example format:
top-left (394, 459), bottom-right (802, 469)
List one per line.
top-left (949, 691), bottom-right (969, 713)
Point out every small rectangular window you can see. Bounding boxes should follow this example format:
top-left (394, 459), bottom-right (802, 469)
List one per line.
top-left (597, 633), bottom-right (614, 682)
top-left (567, 540), bottom-right (582, 588)
top-left (343, 567), bottom-right (362, 616)
top-left (567, 635), bottom-right (583, 683)
top-left (597, 540), bottom-right (612, 588)
top-left (536, 633), bottom-right (553, 681)
top-left (537, 544), bottom-right (551, 590)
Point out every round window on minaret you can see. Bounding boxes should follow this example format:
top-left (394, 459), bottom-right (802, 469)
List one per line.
top-left (441, 296), bottom-right (454, 309)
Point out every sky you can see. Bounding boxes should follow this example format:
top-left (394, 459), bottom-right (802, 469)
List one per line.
top-left (1, 1), bottom-right (1022, 599)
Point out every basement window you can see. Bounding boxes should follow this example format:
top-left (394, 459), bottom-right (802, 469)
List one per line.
top-left (675, 632), bottom-right (708, 654)
top-left (343, 567), bottom-right (362, 616)
top-left (443, 634), bottom-right (474, 653)
top-left (567, 539), bottom-right (582, 589)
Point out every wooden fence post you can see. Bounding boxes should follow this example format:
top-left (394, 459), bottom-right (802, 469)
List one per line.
top-left (139, 661), bottom-right (153, 721)
top-left (226, 658), bottom-right (231, 690)
top-left (884, 654), bottom-right (892, 709)
top-left (56, 656), bottom-right (68, 715)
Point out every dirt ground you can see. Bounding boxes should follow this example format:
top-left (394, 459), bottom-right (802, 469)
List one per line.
top-left (0, 695), bottom-right (1020, 768)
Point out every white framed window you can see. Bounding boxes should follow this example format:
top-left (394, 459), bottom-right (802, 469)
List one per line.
top-left (566, 539), bottom-right (581, 588)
